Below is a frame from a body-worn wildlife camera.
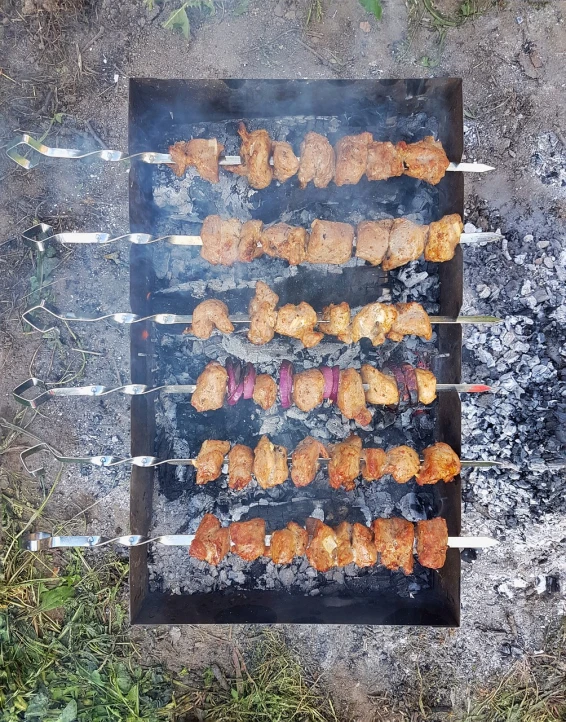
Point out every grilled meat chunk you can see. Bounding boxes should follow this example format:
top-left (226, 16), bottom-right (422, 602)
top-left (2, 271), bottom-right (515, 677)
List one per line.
top-left (238, 219), bottom-right (264, 262)
top-left (189, 514), bottom-right (230, 565)
top-left (228, 123), bottom-right (273, 189)
top-left (191, 361), bottom-right (228, 412)
top-left (352, 523), bottom-right (378, 567)
top-left (398, 136), bottom-right (450, 185)
top-left (382, 218), bottom-right (429, 271)
top-left (292, 369), bottom-right (325, 412)
top-left (337, 368), bottom-right (372, 426)
top-left (334, 132), bottom-right (373, 186)
top-left (361, 365), bottom-right (400, 406)
top-left (351, 302), bottom-right (398, 346)
top-left (272, 140), bottom-right (300, 183)
top-left (306, 219), bottom-right (354, 265)
top-left (366, 141), bottom-right (404, 181)
top-left (425, 213), bottom-right (464, 262)
top-left (306, 518), bottom-right (337, 572)
top-left (415, 368), bottom-right (437, 404)
top-left (387, 302), bottom-right (433, 343)
top-left (269, 521), bottom-right (308, 564)
top-left (361, 447), bottom-right (387, 481)
top-left (253, 436), bottom-right (288, 489)
top-left (248, 281), bottom-right (279, 345)
top-left (320, 302), bottom-right (352, 343)
top-left (372, 518), bottom-right (414, 575)
top-left (200, 215), bottom-right (242, 266)
top-left (298, 132), bottom-right (335, 189)
top-left (194, 440), bottom-right (230, 485)
top-left (168, 138), bottom-right (224, 182)
top-left (275, 302), bottom-right (323, 348)
top-left (189, 300), bottom-right (234, 339)
top-left (335, 522), bottom-right (354, 566)
top-left (252, 374), bottom-right (278, 410)
top-left (328, 434), bottom-right (362, 491)
top-left (355, 219), bottom-right (393, 266)
top-left (416, 517), bottom-right (448, 569)
top-left (416, 442), bottom-right (461, 486)
top-left (384, 445), bottom-right (420, 483)
top-left (291, 436), bottom-right (329, 487)
top-left (228, 444), bottom-right (254, 490)
top-left (230, 518), bottom-right (266, 561)
top-left (261, 223), bottom-right (308, 265)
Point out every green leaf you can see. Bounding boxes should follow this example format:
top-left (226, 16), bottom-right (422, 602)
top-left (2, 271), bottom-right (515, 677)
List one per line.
top-left (54, 700), bottom-right (77, 722)
top-left (234, 0), bottom-right (249, 14)
top-left (40, 585), bottom-right (75, 611)
top-left (54, 112), bottom-right (63, 123)
top-left (24, 691), bottom-right (49, 719)
top-left (358, 0), bottom-right (382, 20)
top-left (163, 3), bottom-right (191, 38)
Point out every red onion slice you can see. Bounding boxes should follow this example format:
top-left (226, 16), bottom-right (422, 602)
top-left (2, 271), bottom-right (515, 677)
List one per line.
top-left (320, 366), bottom-right (333, 399)
top-left (279, 360), bottom-right (294, 409)
top-left (243, 363), bottom-right (256, 399)
top-left (330, 366), bottom-right (340, 404)
top-left (226, 358), bottom-right (244, 406)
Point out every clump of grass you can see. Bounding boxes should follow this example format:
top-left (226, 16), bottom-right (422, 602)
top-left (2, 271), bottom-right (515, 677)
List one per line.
top-left (306, 0), bottom-right (324, 24)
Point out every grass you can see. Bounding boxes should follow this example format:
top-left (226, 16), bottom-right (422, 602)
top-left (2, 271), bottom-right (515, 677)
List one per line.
top-left (306, 0), bottom-right (324, 24)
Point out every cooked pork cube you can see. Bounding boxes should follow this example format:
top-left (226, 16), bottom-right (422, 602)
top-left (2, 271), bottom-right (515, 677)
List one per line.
top-left (292, 369), bottom-right (325, 412)
top-left (335, 522), bottom-right (354, 567)
top-left (252, 374), bottom-right (278, 410)
top-left (424, 213), bottom-right (464, 262)
top-left (355, 219), bottom-right (393, 266)
top-left (269, 522), bottom-right (308, 565)
top-left (384, 445), bottom-right (420, 483)
top-left (228, 444), bottom-right (254, 490)
top-left (238, 219), bottom-right (264, 262)
top-left (261, 224), bottom-right (308, 265)
top-left (416, 517), bottom-right (448, 569)
top-left (361, 448), bottom-right (387, 481)
top-left (291, 436), bottom-right (329, 488)
top-left (372, 517), bottom-right (414, 575)
top-left (337, 368), bottom-right (372, 427)
top-left (334, 132), bottom-right (373, 186)
top-left (306, 219), bottom-right (354, 265)
top-left (189, 300), bottom-right (234, 339)
top-left (320, 302), bottom-right (352, 343)
top-left (200, 215), bottom-right (242, 266)
top-left (272, 140), bottom-right (300, 183)
top-left (230, 518), bottom-right (266, 561)
top-left (253, 435), bottom-right (288, 489)
top-left (416, 442), bottom-right (461, 486)
top-left (366, 141), bottom-right (404, 181)
top-left (351, 302), bottom-right (398, 346)
top-left (298, 132), bottom-right (335, 189)
top-left (361, 365), bottom-right (400, 406)
top-left (398, 136), bottom-right (450, 185)
top-left (382, 218), bottom-right (428, 271)
top-left (189, 514), bottom-right (230, 566)
top-left (328, 434), bottom-right (362, 491)
top-left (248, 281), bottom-right (279, 345)
top-left (194, 440), bottom-right (230, 485)
top-left (227, 123), bottom-right (273, 189)
top-left (415, 368), bottom-right (437, 405)
top-left (191, 361), bottom-right (228, 412)
top-left (275, 303), bottom-right (323, 348)
top-left (306, 518), bottom-right (337, 572)
top-left (352, 523), bottom-right (378, 567)
top-left (387, 302), bottom-right (432, 343)
top-left (168, 138), bottom-right (224, 182)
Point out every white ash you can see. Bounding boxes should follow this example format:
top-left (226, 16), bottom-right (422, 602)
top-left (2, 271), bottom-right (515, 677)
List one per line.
top-left (531, 131), bottom-right (566, 189)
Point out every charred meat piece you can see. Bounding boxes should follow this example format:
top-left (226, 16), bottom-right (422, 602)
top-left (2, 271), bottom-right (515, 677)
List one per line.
top-left (272, 141), bottom-right (300, 183)
top-left (320, 302), bottom-right (352, 344)
top-left (425, 213), bottom-right (464, 262)
top-left (361, 365), bottom-right (400, 406)
top-left (189, 514), bottom-right (230, 565)
top-left (168, 139), bottom-right (224, 182)
top-left (252, 374), bottom-right (278, 410)
top-left (230, 518), bottom-right (266, 561)
top-left (416, 442), bottom-right (461, 486)
top-left (291, 436), bottom-right (328, 487)
top-left (372, 517), bottom-right (415, 575)
top-left (253, 435), bottom-right (288, 489)
top-left (306, 518), bottom-right (337, 572)
top-left (387, 302), bottom-right (433, 343)
top-left (191, 361), bottom-right (228, 412)
top-left (361, 447), bottom-right (387, 481)
top-left (335, 522), bottom-right (354, 566)
top-left (415, 368), bottom-right (437, 405)
top-left (337, 368), bottom-right (372, 426)
top-left (238, 219), bottom-right (264, 262)
top-left (384, 445), bottom-right (420, 483)
top-left (402, 363), bottom-right (419, 406)
top-left (306, 219), bottom-right (354, 265)
top-left (269, 522), bottom-right (308, 564)
top-left (352, 523), bottom-right (378, 567)
top-left (385, 364), bottom-right (408, 405)
top-left (189, 300), bottom-right (234, 339)
top-left (261, 224), bottom-right (308, 265)
top-left (334, 132), bottom-right (373, 186)
top-left (355, 220), bottom-right (393, 266)
top-left (366, 141), bottom-right (404, 181)
top-left (351, 303), bottom-right (398, 346)
top-left (328, 434), bottom-right (362, 491)
top-left (248, 281), bottom-right (279, 345)
top-left (228, 444), bottom-right (254, 490)
top-left (416, 517), bottom-right (448, 569)
top-left (200, 215), bottom-right (242, 266)
top-left (298, 132), bottom-right (335, 189)
top-left (398, 136), bottom-right (450, 185)
top-left (194, 440), bottom-right (230, 485)
top-left (292, 369), bottom-right (325, 412)
top-left (228, 123), bottom-right (273, 189)
top-left (382, 218), bottom-right (428, 271)
top-left (275, 302), bottom-right (324, 348)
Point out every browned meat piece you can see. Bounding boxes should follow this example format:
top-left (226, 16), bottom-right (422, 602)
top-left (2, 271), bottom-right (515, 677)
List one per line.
top-left (351, 303), bottom-right (398, 346)
top-left (361, 448), bottom-right (387, 481)
top-left (189, 300), bottom-right (234, 339)
top-left (261, 224), bottom-right (308, 265)
top-left (372, 518), bottom-right (414, 574)
top-left (253, 435), bottom-right (288, 489)
top-left (248, 281), bottom-right (279, 345)
top-left (387, 302), bottom-right (433, 343)
top-left (252, 374), bottom-right (278, 410)
top-left (306, 518), bottom-right (337, 572)
top-left (291, 436), bottom-right (328, 487)
top-left (337, 368), bottom-right (372, 426)
top-left (335, 522), bottom-right (354, 566)
top-left (238, 220), bottom-right (264, 262)
top-left (200, 215), bottom-right (242, 266)
top-left (398, 136), bottom-right (450, 185)
top-left (416, 442), bottom-right (461, 486)
top-left (328, 434), bottom-right (362, 491)
top-left (269, 521), bottom-right (308, 564)
top-left (382, 218), bottom-right (429, 271)
top-left (334, 132), bottom-right (373, 186)
top-left (352, 523), bottom-right (378, 567)
top-left (415, 368), bottom-right (437, 405)
top-left (355, 220), bottom-right (393, 266)
top-left (230, 518), bottom-right (266, 561)
top-left (320, 302), bottom-right (352, 344)
top-left (168, 139), bottom-right (224, 182)
top-left (384, 445), bottom-right (420, 483)
top-left (361, 365), bottom-right (400, 406)
top-left (228, 444), bottom-right (254, 490)
top-left (416, 517), bottom-right (448, 569)
top-left (194, 440), bottom-right (230, 485)
top-left (189, 514), bottom-right (230, 565)
top-left (191, 361), bottom-right (228, 412)
top-left (298, 132), bottom-right (335, 189)
top-left (275, 303), bottom-right (323, 348)
top-left (292, 369), bottom-right (325, 412)
top-left (272, 141), bottom-right (300, 183)
top-left (366, 141), bottom-right (404, 181)
top-left (227, 123), bottom-right (273, 189)
top-left (425, 213), bottom-right (464, 262)
top-left (306, 219), bottom-right (354, 265)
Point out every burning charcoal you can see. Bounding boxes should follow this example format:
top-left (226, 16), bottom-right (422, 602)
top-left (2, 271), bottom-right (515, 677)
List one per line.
top-left (398, 492), bottom-right (437, 521)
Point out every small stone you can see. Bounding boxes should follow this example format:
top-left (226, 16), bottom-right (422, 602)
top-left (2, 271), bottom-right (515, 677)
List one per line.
top-left (360, 21), bottom-right (371, 32)
top-left (508, 149), bottom-right (516, 158)
top-left (514, 254), bottom-right (526, 265)
top-left (523, 234), bottom-right (534, 243)
top-left (464, 222), bottom-right (478, 234)
top-left (537, 240), bottom-right (549, 249)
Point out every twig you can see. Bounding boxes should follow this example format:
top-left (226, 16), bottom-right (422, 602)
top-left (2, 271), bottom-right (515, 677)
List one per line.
top-left (81, 27), bottom-right (104, 53)
top-left (85, 120), bottom-right (108, 150)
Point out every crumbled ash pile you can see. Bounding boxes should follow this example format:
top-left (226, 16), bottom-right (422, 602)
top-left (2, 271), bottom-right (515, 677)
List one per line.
top-left (531, 132), bottom-right (566, 188)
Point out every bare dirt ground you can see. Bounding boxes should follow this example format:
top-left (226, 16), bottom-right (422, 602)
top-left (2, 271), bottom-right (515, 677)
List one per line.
top-left (1, 0), bottom-right (566, 719)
